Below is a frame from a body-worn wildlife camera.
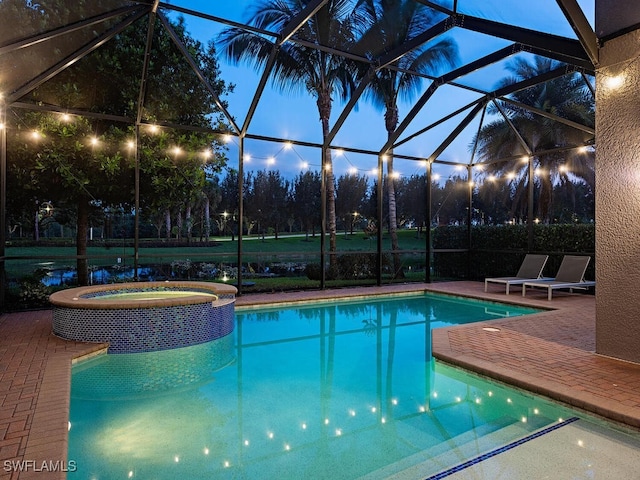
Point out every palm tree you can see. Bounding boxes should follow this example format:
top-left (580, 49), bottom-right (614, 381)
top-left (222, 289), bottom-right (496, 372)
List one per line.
top-left (354, 0), bottom-right (458, 278)
top-left (473, 56), bottom-right (595, 223)
top-left (217, 0), bottom-right (359, 261)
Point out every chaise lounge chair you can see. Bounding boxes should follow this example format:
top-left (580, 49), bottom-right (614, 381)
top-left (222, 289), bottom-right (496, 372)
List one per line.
top-left (484, 254), bottom-right (549, 294)
top-left (522, 255), bottom-right (595, 300)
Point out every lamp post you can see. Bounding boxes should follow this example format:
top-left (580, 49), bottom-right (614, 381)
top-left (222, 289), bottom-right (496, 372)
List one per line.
top-left (219, 211), bottom-right (229, 238)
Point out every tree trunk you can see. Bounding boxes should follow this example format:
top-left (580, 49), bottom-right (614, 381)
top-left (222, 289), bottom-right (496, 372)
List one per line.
top-left (176, 208), bottom-right (183, 240)
top-left (76, 198), bottom-right (90, 286)
top-left (165, 209), bottom-right (171, 240)
top-left (386, 105), bottom-right (404, 279)
top-left (34, 208), bottom-right (39, 242)
top-left (539, 170), bottom-right (553, 222)
top-left (318, 90), bottom-right (337, 265)
top-left (185, 204), bottom-right (192, 243)
top-left (204, 196), bottom-right (211, 239)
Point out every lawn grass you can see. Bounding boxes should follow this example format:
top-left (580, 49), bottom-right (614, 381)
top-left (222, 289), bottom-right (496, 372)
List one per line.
top-left (5, 230), bottom-right (429, 280)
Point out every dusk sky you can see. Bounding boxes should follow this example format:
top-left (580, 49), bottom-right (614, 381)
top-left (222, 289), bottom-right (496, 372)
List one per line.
top-left (166, 1), bottom-right (595, 181)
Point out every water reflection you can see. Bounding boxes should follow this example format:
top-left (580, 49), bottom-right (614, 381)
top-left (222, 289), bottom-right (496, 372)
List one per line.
top-left (70, 294), bottom-right (566, 479)
top-left (42, 266), bottom-right (162, 286)
top-left (72, 335), bottom-right (235, 400)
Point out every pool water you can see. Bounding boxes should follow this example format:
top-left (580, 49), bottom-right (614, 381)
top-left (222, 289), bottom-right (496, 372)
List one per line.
top-left (67, 293), bottom-right (616, 479)
top-left (85, 290), bottom-right (217, 301)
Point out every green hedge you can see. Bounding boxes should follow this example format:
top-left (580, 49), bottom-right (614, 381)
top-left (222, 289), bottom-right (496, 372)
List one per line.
top-left (432, 224), bottom-right (595, 280)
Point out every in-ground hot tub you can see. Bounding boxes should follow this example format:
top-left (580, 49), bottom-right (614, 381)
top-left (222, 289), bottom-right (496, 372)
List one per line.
top-left (49, 281), bottom-right (237, 353)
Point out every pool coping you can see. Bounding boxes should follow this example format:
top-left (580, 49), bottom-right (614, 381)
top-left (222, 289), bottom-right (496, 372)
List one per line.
top-left (48, 281), bottom-right (237, 309)
top-left (2, 281), bottom-right (640, 479)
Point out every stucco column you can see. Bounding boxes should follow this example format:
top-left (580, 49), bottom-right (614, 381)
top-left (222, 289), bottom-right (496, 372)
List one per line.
top-left (595, 28), bottom-right (640, 363)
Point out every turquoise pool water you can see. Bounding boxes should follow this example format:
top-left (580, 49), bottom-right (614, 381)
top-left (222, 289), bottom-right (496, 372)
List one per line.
top-left (69, 293), bottom-right (579, 479)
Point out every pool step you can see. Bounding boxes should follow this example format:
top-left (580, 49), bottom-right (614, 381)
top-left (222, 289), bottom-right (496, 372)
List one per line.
top-left (358, 415), bottom-right (558, 479)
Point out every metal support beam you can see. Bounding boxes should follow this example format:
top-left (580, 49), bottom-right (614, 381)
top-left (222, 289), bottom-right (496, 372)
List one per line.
top-left (325, 68), bottom-right (375, 147)
top-left (493, 65), bottom-right (572, 98)
top-left (425, 161), bottom-right (432, 283)
top-left (0, 5), bottom-right (142, 55)
top-left (527, 157), bottom-right (535, 250)
top-left (468, 104), bottom-right (487, 164)
top-left (381, 44), bottom-right (519, 154)
top-left (158, 14), bottom-right (241, 134)
top-left (0, 104), bottom-right (6, 309)
top-left (555, 0), bottom-right (599, 66)
top-left (427, 102), bottom-right (485, 162)
top-left (241, 46), bottom-right (279, 136)
top-left (132, 5), bottom-right (158, 281)
top-left (237, 137), bottom-right (245, 294)
top-left (376, 154), bottom-right (383, 286)
top-left (320, 146), bottom-right (327, 289)
top-left (377, 18), bottom-right (454, 70)
top-left (279, 0), bottom-right (328, 44)
top-left (582, 72), bottom-right (596, 98)
top-left (133, 125), bottom-right (140, 281)
top-left (492, 100), bottom-right (533, 155)
top-left (453, 13), bottom-right (592, 68)
top-left (412, 0), bottom-right (454, 16)
top-left (380, 81), bottom-right (439, 155)
top-left (394, 97), bottom-right (485, 149)
top-left (498, 97), bottom-right (595, 135)
top-left (467, 165), bottom-right (473, 278)
top-left (159, 2), bottom-right (277, 39)
top-left (7, 9), bottom-right (147, 103)
top-left (240, 0), bottom-right (330, 137)
top-left (523, 45), bottom-right (594, 73)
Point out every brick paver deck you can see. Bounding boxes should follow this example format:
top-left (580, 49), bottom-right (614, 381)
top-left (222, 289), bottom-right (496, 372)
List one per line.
top-left (1, 281), bottom-right (639, 479)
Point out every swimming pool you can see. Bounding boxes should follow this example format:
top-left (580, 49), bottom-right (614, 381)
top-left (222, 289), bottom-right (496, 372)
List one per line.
top-left (68, 292), bottom-right (640, 479)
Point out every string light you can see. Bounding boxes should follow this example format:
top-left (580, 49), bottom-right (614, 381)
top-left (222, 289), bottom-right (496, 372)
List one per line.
top-left (604, 74), bottom-right (624, 90)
